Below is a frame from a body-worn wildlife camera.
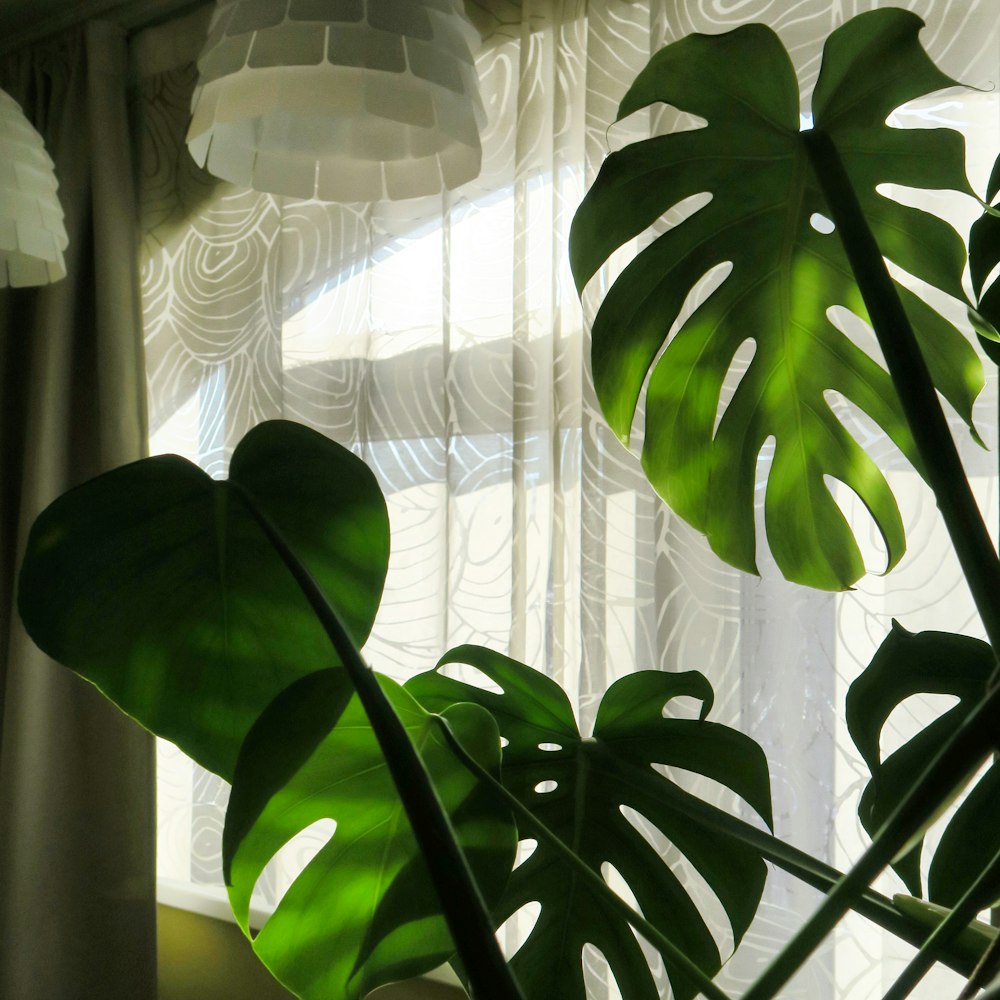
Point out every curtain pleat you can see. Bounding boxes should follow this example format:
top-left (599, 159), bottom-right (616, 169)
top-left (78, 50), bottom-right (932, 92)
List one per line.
top-left (0, 22), bottom-right (155, 1000)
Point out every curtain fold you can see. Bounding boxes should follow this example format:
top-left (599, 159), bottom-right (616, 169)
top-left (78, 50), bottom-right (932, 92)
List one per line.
top-left (0, 21), bottom-right (155, 1000)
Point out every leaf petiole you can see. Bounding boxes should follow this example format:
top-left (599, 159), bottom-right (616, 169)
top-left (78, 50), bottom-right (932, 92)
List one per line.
top-left (883, 847), bottom-right (1000, 1000)
top-left (622, 764), bottom-right (981, 976)
top-left (230, 484), bottom-right (525, 1000)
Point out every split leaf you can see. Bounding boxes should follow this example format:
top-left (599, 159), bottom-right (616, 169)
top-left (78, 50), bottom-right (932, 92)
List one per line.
top-left (408, 646), bottom-right (772, 1000)
top-left (570, 8), bottom-right (982, 589)
top-left (846, 622), bottom-right (1000, 905)
top-left (968, 151), bottom-right (1000, 363)
top-left (225, 669), bottom-right (516, 1000)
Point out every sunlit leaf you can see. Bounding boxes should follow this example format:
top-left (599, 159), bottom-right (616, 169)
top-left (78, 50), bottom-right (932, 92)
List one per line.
top-left (17, 419), bottom-right (389, 778)
top-left (408, 646), bottom-right (772, 1000)
top-left (225, 670), bottom-right (517, 1000)
top-left (570, 8), bottom-right (982, 590)
top-left (846, 622), bottom-right (999, 904)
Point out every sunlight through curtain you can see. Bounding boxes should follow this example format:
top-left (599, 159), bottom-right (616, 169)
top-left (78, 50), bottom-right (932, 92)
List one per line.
top-left (134, 3), bottom-right (999, 997)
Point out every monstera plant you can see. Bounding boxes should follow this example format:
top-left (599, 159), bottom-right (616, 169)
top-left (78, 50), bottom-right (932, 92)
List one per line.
top-left (569, 8), bottom-right (983, 592)
top-left (15, 6), bottom-right (1000, 1000)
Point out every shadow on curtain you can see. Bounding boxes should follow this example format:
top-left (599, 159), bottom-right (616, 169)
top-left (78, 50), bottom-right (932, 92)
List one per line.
top-left (0, 21), bottom-right (155, 1000)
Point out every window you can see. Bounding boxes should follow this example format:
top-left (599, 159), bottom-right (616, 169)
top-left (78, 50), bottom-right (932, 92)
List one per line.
top-left (136, 4), bottom-right (1000, 995)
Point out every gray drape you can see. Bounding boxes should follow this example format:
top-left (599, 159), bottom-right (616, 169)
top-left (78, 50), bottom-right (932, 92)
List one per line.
top-left (0, 21), bottom-right (156, 1000)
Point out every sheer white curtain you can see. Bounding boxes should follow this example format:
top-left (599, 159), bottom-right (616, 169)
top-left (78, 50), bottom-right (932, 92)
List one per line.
top-left (134, 2), bottom-right (999, 997)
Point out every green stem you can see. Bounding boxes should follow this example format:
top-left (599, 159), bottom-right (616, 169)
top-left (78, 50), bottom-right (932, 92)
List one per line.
top-left (234, 487), bottom-right (524, 1000)
top-left (959, 930), bottom-right (1000, 1000)
top-left (882, 847), bottom-right (1000, 1000)
top-left (742, 681), bottom-right (1000, 1000)
top-left (434, 716), bottom-right (734, 1000)
top-left (502, 734), bottom-right (974, 977)
top-left (804, 130), bottom-right (1000, 655)
top-left (575, 740), bottom-right (971, 971)
top-left (736, 130), bottom-right (1000, 1000)
top-left (641, 778), bottom-right (977, 975)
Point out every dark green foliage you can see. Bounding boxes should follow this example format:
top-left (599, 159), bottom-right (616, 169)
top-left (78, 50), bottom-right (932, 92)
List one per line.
top-left (969, 152), bottom-right (1000, 363)
top-left (225, 669), bottom-right (517, 1000)
top-left (847, 623), bottom-right (1000, 906)
top-left (408, 645), bottom-right (772, 1000)
top-left (18, 419), bottom-right (389, 779)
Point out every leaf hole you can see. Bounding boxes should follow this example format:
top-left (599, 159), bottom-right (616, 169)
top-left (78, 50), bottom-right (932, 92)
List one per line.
top-left (645, 763), bottom-right (756, 817)
top-left (600, 861), bottom-right (643, 914)
top-left (249, 817), bottom-right (337, 935)
top-left (810, 212), bottom-right (835, 234)
top-left (713, 337), bottom-right (756, 440)
top-left (661, 695), bottom-right (705, 721)
top-left (581, 943), bottom-right (625, 1000)
top-left (619, 804), bottom-right (734, 956)
top-left (513, 838), bottom-right (537, 870)
top-left (749, 434), bottom-right (775, 576)
top-left (534, 779), bottom-right (558, 794)
top-left (437, 662), bottom-right (504, 695)
top-left (822, 473), bottom-right (889, 576)
top-left (613, 104), bottom-right (707, 146)
top-left (630, 261), bottom-right (732, 452)
top-left (598, 862), bottom-right (662, 984)
top-left (496, 900), bottom-right (541, 959)
top-left (875, 178), bottom-right (972, 239)
top-left (500, 736), bottom-right (510, 748)
top-left (619, 803), bottom-right (662, 856)
top-left (826, 306), bottom-right (886, 368)
top-left (822, 386), bottom-right (912, 477)
top-left (607, 190), bottom-right (713, 271)
top-left (656, 191), bottom-right (713, 234)
top-left (538, 742), bottom-right (562, 752)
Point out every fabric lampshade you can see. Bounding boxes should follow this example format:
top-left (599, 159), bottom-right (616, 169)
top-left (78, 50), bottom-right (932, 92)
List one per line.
top-left (0, 88), bottom-right (68, 288)
top-left (187, 0), bottom-right (487, 202)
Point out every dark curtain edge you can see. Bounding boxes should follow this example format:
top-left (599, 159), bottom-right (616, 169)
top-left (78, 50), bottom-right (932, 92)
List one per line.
top-left (0, 19), bottom-right (157, 1000)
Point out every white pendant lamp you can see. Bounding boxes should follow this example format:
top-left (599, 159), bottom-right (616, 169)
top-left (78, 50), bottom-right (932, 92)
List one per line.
top-left (187, 0), bottom-right (486, 202)
top-left (0, 88), bottom-right (67, 288)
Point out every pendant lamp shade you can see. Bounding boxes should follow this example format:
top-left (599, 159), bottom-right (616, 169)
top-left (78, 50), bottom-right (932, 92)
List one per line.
top-left (187, 0), bottom-right (487, 202)
top-left (0, 89), bottom-right (67, 288)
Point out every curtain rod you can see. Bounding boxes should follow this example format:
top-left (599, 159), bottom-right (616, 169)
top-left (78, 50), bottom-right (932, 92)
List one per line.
top-left (0, 0), bottom-right (208, 56)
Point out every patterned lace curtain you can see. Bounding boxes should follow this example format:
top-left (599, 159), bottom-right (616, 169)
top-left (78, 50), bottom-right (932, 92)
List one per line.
top-left (134, 2), bottom-right (998, 997)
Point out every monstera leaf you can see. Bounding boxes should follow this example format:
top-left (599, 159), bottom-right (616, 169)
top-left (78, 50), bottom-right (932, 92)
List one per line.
top-left (570, 8), bottom-right (983, 590)
top-left (846, 622), bottom-right (1000, 905)
top-left (969, 152), bottom-right (1000, 364)
top-left (408, 646), bottom-right (772, 1000)
top-left (224, 669), bottom-right (517, 1000)
top-left (18, 419), bottom-right (389, 779)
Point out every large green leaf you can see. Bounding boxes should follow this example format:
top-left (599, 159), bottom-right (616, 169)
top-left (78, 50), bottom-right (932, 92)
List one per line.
top-left (224, 669), bottom-right (517, 1000)
top-left (17, 419), bottom-right (389, 779)
top-left (570, 9), bottom-right (983, 590)
top-left (968, 152), bottom-right (1000, 364)
top-left (407, 646), bottom-right (772, 1000)
top-left (846, 622), bottom-right (1000, 905)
